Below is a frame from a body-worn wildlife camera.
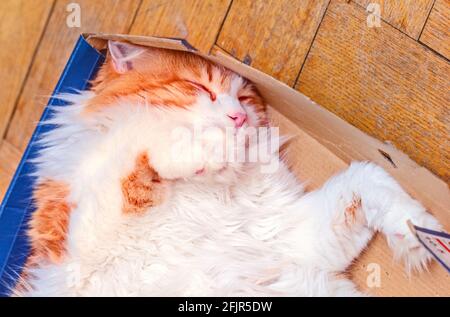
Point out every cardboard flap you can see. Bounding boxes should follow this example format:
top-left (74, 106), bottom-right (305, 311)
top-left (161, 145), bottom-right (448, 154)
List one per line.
top-left (85, 33), bottom-right (197, 52)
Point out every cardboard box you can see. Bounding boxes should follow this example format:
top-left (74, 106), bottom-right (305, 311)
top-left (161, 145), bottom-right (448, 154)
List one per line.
top-left (0, 33), bottom-right (448, 296)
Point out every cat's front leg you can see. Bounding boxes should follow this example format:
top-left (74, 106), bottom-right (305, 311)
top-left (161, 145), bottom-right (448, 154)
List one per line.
top-left (147, 125), bottom-right (206, 180)
top-left (149, 124), bottom-right (228, 180)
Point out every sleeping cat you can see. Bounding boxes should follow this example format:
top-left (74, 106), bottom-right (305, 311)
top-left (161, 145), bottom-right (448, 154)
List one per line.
top-left (14, 40), bottom-right (442, 296)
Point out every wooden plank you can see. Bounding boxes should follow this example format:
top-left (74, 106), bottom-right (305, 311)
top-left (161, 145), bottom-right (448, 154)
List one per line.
top-left (355, 0), bottom-right (434, 39)
top-left (130, 0), bottom-right (232, 53)
top-left (0, 0), bottom-right (54, 139)
top-left (296, 0), bottom-right (450, 184)
top-left (5, 0), bottom-right (141, 152)
top-left (269, 106), bottom-right (450, 296)
top-left (0, 140), bottom-right (21, 202)
top-left (420, 0), bottom-right (450, 59)
top-left (217, 0), bottom-right (329, 86)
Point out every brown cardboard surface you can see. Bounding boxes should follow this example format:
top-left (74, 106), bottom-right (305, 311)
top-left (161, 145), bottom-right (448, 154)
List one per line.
top-left (86, 33), bottom-right (450, 296)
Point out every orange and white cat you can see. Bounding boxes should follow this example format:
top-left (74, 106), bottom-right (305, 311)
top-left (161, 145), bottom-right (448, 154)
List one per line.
top-left (15, 41), bottom-right (441, 296)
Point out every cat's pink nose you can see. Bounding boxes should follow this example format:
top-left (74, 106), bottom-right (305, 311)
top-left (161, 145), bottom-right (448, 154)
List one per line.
top-left (228, 112), bottom-right (247, 128)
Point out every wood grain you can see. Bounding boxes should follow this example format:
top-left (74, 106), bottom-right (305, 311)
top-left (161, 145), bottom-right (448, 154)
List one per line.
top-left (355, 0), bottom-right (434, 39)
top-left (269, 106), bottom-right (450, 296)
top-left (217, 0), bottom-right (329, 86)
top-left (0, 140), bottom-right (21, 201)
top-left (296, 0), bottom-right (450, 183)
top-left (0, 0), bottom-right (54, 139)
top-left (5, 0), bottom-right (141, 152)
top-left (130, 0), bottom-right (232, 53)
top-left (420, 0), bottom-right (450, 59)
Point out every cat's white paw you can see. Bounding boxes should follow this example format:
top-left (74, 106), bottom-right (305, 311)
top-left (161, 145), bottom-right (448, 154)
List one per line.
top-left (200, 126), bottom-right (228, 173)
top-left (151, 126), bottom-right (230, 180)
top-left (384, 199), bottom-right (442, 273)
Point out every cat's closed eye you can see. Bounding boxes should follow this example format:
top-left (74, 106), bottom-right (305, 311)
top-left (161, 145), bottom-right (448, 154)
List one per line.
top-left (238, 96), bottom-right (252, 103)
top-left (186, 80), bottom-right (216, 101)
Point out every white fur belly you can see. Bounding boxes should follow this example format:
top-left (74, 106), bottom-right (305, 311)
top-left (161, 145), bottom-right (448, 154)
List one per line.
top-left (26, 179), bottom-right (312, 297)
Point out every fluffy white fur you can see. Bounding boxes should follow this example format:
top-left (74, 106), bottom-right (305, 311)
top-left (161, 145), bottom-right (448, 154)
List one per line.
top-left (17, 76), bottom-right (442, 297)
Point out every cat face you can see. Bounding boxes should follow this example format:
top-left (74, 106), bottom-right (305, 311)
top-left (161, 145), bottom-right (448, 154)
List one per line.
top-left (89, 41), bottom-right (267, 130)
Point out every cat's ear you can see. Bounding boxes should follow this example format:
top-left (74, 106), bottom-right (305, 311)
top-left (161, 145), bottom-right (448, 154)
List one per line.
top-left (108, 40), bottom-right (145, 74)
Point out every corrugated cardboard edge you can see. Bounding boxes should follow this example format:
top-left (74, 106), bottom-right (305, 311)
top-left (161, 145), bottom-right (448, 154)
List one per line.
top-left (85, 33), bottom-right (449, 229)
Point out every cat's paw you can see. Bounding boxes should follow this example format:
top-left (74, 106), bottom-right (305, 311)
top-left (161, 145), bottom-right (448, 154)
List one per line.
top-left (199, 126), bottom-right (228, 173)
top-left (385, 199), bottom-right (442, 273)
top-left (151, 125), bottom-right (229, 180)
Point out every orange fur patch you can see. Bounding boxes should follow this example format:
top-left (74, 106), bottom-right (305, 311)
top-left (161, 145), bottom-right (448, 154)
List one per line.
top-left (28, 180), bottom-right (73, 263)
top-left (87, 48), bottom-right (226, 111)
top-left (121, 152), bottom-right (167, 214)
top-left (345, 194), bottom-right (362, 227)
top-left (86, 45), bottom-right (268, 127)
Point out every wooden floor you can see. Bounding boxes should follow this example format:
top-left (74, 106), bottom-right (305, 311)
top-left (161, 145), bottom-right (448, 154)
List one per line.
top-left (0, 0), bottom-right (449, 296)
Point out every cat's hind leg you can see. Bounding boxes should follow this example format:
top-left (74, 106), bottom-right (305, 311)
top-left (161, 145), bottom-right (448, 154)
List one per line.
top-left (288, 162), bottom-right (442, 274)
